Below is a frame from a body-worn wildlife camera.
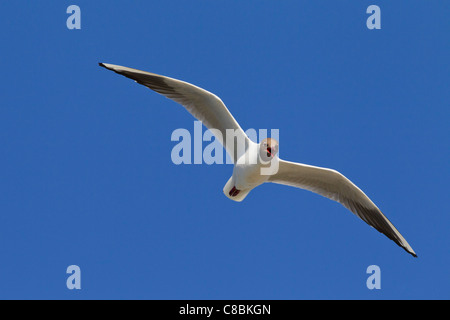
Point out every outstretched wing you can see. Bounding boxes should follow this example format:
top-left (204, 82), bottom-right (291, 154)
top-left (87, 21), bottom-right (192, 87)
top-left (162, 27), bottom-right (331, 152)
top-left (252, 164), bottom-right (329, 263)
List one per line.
top-left (269, 159), bottom-right (417, 257)
top-left (99, 63), bottom-right (250, 163)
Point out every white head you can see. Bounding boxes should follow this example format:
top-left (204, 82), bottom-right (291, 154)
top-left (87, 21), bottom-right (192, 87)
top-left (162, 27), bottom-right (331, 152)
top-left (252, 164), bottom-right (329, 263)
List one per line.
top-left (259, 138), bottom-right (279, 162)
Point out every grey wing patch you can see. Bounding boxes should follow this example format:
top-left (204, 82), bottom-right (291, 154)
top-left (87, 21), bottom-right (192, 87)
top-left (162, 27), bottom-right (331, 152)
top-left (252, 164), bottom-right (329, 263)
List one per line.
top-left (342, 198), bottom-right (416, 257)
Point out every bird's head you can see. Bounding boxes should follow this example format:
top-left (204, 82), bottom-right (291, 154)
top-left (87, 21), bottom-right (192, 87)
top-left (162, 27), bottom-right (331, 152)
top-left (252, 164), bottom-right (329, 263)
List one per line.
top-left (260, 138), bottom-right (279, 162)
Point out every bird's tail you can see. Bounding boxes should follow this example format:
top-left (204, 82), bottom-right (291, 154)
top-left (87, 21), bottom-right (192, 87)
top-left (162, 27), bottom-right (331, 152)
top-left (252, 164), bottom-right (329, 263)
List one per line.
top-left (223, 176), bottom-right (252, 202)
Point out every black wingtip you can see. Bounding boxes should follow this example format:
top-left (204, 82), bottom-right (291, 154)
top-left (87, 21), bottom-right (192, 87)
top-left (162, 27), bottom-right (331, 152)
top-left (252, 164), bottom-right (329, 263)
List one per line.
top-left (98, 62), bottom-right (106, 68)
top-left (407, 249), bottom-right (418, 258)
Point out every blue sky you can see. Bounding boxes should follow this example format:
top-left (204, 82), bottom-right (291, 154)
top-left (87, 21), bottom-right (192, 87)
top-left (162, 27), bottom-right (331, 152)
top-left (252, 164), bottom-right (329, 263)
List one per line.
top-left (0, 1), bottom-right (448, 299)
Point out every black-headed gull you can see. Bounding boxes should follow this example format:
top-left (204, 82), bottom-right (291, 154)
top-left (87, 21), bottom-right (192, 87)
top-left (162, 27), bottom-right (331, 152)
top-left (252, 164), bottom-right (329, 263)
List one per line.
top-left (99, 63), bottom-right (417, 257)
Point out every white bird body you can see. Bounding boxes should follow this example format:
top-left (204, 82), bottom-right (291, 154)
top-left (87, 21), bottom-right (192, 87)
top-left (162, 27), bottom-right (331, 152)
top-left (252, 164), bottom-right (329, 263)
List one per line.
top-left (99, 62), bottom-right (417, 257)
top-left (234, 156), bottom-right (264, 190)
top-left (225, 142), bottom-right (278, 200)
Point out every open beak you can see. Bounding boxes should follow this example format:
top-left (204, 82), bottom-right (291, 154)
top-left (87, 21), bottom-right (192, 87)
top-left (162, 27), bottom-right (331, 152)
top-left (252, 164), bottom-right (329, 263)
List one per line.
top-left (266, 147), bottom-right (272, 157)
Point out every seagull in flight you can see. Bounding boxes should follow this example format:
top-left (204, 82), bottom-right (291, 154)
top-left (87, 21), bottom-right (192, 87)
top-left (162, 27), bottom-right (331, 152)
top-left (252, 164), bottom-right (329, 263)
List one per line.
top-left (99, 63), bottom-right (417, 257)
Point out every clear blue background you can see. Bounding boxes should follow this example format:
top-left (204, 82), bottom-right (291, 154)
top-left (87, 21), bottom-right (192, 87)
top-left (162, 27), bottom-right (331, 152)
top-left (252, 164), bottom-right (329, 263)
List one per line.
top-left (0, 1), bottom-right (448, 299)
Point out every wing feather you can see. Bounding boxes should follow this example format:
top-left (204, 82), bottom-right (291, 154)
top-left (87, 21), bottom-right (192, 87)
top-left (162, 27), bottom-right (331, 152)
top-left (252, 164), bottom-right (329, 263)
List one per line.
top-left (99, 63), bottom-right (250, 162)
top-left (269, 159), bottom-right (417, 257)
